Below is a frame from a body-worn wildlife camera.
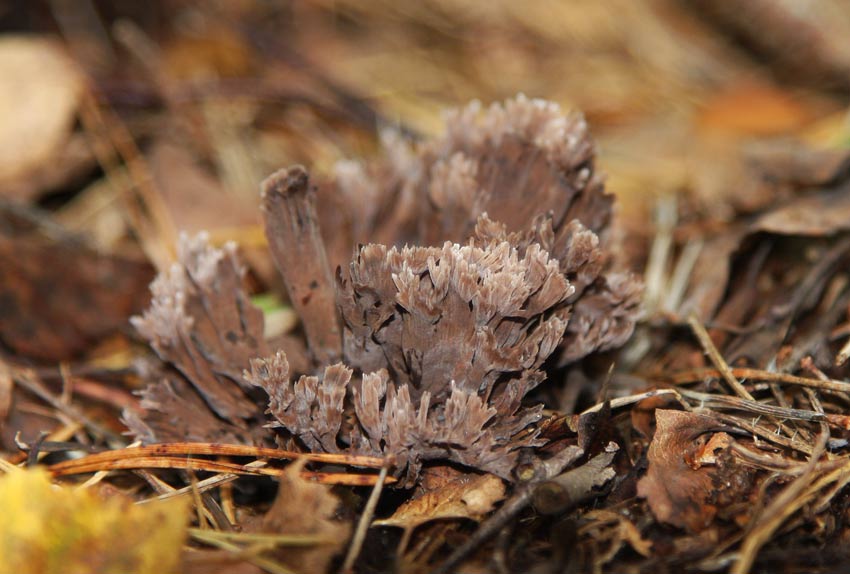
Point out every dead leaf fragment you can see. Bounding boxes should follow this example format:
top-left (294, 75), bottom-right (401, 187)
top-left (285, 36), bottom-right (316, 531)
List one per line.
top-left (636, 409), bottom-right (727, 532)
top-left (148, 141), bottom-right (258, 235)
top-left (0, 206), bottom-right (154, 361)
top-left (697, 82), bottom-right (810, 137)
top-left (260, 460), bottom-right (351, 574)
top-left (373, 473), bottom-right (505, 534)
top-left (0, 37), bottom-right (82, 195)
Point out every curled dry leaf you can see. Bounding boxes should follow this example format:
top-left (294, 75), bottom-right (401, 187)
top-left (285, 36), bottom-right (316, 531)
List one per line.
top-left (373, 473), bottom-right (506, 539)
top-left (636, 409), bottom-right (750, 532)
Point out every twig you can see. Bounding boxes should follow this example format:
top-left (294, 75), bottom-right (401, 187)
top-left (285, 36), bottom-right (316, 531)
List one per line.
top-left (11, 368), bottom-right (123, 444)
top-left (679, 388), bottom-right (850, 429)
top-left (663, 237), bottom-right (704, 314)
top-left (49, 455), bottom-right (396, 486)
top-left (666, 366), bottom-right (850, 393)
top-left (430, 445), bottom-right (588, 574)
top-left (733, 420), bottom-right (831, 573)
top-left (711, 412), bottom-right (813, 455)
top-left (46, 441), bottom-right (386, 470)
top-left (188, 528), bottom-right (335, 548)
top-left (138, 460), bottom-right (267, 504)
top-left (78, 89), bottom-right (177, 269)
top-left (643, 195), bottom-right (676, 313)
top-left (688, 313), bottom-right (755, 401)
top-left (342, 464), bottom-right (389, 572)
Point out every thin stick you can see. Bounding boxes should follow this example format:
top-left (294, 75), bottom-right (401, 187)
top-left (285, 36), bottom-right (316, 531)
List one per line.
top-left (49, 456), bottom-right (396, 486)
top-left (733, 422), bottom-right (831, 574)
top-left (47, 442), bottom-right (386, 473)
top-left (666, 366), bottom-right (850, 393)
top-left (431, 446), bottom-right (586, 574)
top-left (688, 313), bottom-right (755, 401)
top-left (679, 388), bottom-right (850, 429)
top-left (138, 461), bottom-right (267, 504)
top-left (12, 368), bottom-right (123, 444)
top-left (342, 465), bottom-right (389, 572)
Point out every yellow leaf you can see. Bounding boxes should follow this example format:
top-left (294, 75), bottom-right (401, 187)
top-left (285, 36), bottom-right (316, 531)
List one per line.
top-left (0, 467), bottom-right (189, 574)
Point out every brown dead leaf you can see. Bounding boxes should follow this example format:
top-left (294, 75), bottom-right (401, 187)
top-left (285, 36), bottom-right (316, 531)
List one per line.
top-left (373, 473), bottom-right (505, 536)
top-left (0, 206), bottom-right (154, 361)
top-left (0, 361), bottom-right (11, 421)
top-left (679, 144), bottom-right (850, 321)
top-left (636, 409), bottom-right (728, 532)
top-left (0, 37), bottom-right (83, 200)
top-left (697, 82), bottom-right (810, 137)
top-left (752, 185), bottom-right (850, 236)
top-left (148, 141), bottom-right (258, 235)
top-left (260, 459), bottom-right (351, 574)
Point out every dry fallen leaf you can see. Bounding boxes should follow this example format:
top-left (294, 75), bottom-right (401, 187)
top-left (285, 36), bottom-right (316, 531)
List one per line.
top-left (0, 36), bottom-right (82, 199)
top-left (636, 409), bottom-right (728, 532)
top-left (260, 459), bottom-right (351, 574)
top-left (696, 82), bottom-right (810, 137)
top-left (0, 467), bottom-right (188, 574)
top-left (147, 140), bottom-right (259, 236)
top-left (373, 473), bottom-right (506, 541)
top-left (0, 207), bottom-right (154, 361)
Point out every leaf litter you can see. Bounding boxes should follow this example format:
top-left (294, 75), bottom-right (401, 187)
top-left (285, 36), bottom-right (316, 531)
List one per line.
top-left (3, 2), bottom-right (850, 573)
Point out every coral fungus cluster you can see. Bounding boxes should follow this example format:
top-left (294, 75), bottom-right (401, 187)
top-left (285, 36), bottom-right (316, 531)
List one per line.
top-left (128, 95), bottom-right (642, 483)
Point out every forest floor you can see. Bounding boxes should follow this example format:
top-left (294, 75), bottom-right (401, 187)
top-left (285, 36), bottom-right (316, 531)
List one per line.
top-left (3, 2), bottom-right (850, 573)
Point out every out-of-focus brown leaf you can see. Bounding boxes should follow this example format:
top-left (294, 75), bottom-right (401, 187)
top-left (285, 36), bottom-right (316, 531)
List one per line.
top-left (697, 82), bottom-right (810, 137)
top-left (0, 36), bottom-right (83, 201)
top-left (259, 459), bottom-right (351, 574)
top-left (0, 206), bottom-right (154, 361)
top-left (148, 140), bottom-right (258, 235)
top-left (679, 145), bottom-right (850, 321)
top-left (0, 361), bottom-right (11, 421)
top-left (687, 0), bottom-right (850, 92)
top-left (637, 409), bottom-right (732, 532)
top-left (373, 473), bottom-right (505, 535)
top-left (752, 185), bottom-right (850, 236)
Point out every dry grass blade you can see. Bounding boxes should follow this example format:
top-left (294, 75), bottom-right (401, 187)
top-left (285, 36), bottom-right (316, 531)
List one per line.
top-left (733, 420), bottom-right (833, 574)
top-left (342, 465), bottom-right (389, 572)
top-left (138, 461), bottom-right (266, 504)
top-left (189, 528), bottom-right (337, 548)
top-left (189, 531), bottom-right (299, 574)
